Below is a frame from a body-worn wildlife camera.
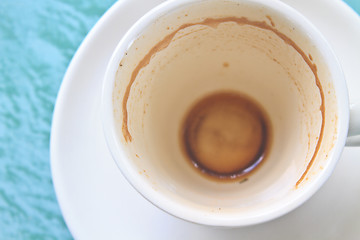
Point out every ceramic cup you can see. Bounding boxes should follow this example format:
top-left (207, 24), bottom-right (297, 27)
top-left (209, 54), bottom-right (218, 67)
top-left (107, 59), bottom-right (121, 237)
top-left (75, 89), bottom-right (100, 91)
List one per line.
top-left (102, 0), bottom-right (360, 227)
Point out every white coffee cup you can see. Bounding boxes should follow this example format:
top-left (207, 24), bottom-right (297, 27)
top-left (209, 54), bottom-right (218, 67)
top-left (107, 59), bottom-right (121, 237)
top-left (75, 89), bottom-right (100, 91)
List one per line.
top-left (102, 0), bottom-right (360, 227)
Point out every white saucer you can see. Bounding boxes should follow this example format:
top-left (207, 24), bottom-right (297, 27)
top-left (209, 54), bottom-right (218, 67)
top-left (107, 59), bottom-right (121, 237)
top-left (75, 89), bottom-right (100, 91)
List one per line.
top-left (50, 0), bottom-right (360, 239)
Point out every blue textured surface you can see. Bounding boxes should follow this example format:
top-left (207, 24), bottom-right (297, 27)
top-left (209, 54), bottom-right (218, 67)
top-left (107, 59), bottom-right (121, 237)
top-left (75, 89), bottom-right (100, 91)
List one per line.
top-left (0, 0), bottom-right (115, 239)
top-left (0, 0), bottom-right (358, 239)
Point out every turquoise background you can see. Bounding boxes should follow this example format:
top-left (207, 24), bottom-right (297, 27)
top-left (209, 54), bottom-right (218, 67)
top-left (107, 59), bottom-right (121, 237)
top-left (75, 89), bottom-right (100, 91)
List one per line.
top-left (0, 0), bottom-right (359, 239)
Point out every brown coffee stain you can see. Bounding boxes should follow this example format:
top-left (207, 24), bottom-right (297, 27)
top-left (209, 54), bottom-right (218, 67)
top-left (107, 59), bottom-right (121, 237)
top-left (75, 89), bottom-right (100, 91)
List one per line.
top-left (121, 16), bottom-right (325, 186)
top-left (272, 58), bottom-right (280, 65)
top-left (239, 178), bottom-right (248, 184)
top-left (266, 15), bottom-right (275, 27)
top-left (180, 91), bottom-right (271, 181)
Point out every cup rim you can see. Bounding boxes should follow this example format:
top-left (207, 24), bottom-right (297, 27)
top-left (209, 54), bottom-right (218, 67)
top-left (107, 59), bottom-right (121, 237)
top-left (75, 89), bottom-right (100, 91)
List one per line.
top-left (101, 0), bottom-right (349, 226)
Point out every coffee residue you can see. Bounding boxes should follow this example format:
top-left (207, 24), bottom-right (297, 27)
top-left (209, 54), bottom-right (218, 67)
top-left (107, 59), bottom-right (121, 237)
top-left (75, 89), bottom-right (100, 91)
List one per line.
top-left (266, 15), bottom-right (275, 27)
top-left (120, 16), bottom-right (325, 186)
top-left (181, 91), bottom-right (271, 181)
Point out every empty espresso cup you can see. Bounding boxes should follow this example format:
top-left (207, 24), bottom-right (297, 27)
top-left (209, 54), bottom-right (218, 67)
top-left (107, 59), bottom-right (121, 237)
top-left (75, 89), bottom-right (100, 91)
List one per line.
top-left (102, 0), bottom-right (360, 227)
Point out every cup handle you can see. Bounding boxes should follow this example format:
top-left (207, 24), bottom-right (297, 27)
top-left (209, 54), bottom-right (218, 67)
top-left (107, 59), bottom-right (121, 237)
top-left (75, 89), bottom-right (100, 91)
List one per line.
top-left (346, 102), bottom-right (360, 146)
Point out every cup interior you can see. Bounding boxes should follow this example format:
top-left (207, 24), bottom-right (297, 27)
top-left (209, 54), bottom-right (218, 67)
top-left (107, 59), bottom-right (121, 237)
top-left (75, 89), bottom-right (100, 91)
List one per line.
top-left (105, 0), bottom-right (345, 226)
